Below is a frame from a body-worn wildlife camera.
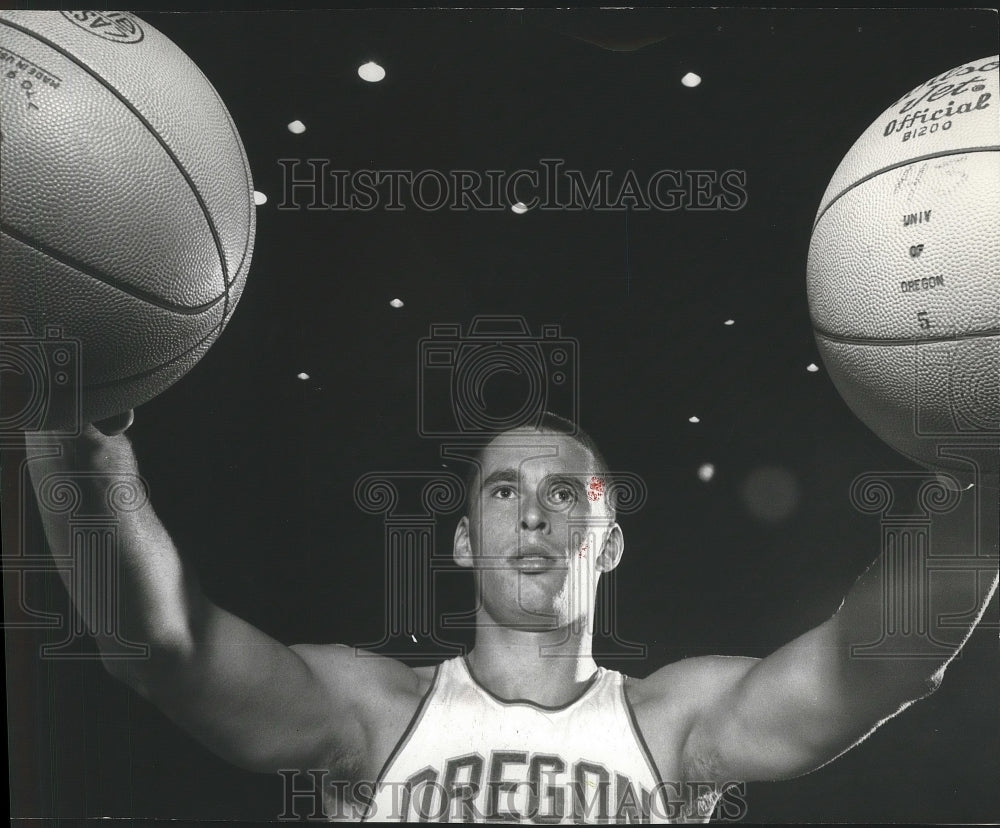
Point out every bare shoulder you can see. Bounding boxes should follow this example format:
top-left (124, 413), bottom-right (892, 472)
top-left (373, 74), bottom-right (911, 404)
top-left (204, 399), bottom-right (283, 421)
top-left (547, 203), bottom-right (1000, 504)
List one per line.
top-left (290, 643), bottom-right (426, 696)
top-left (626, 655), bottom-right (760, 780)
top-left (630, 655), bottom-right (760, 705)
top-left (289, 643), bottom-right (437, 780)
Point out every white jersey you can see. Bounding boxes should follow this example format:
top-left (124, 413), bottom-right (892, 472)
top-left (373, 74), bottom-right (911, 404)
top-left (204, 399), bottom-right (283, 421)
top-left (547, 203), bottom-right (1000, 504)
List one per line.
top-left (357, 656), bottom-right (712, 823)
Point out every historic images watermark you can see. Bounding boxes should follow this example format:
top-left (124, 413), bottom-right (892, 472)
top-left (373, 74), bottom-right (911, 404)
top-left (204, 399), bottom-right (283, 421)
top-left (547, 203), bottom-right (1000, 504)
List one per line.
top-left (277, 768), bottom-right (749, 822)
top-left (276, 158), bottom-right (748, 212)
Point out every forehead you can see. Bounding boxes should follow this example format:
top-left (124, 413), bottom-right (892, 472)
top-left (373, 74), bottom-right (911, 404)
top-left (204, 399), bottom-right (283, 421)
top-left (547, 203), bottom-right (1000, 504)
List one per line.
top-left (478, 430), bottom-right (598, 478)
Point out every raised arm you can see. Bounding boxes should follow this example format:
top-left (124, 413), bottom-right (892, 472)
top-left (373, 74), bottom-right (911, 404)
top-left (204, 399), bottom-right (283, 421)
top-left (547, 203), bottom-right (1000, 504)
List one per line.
top-left (24, 425), bottom-right (393, 776)
top-left (644, 481), bottom-right (998, 785)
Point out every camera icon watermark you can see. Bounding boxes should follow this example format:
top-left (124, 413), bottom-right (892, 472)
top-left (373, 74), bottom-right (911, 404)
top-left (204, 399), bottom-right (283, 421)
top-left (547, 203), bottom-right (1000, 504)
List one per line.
top-left (0, 316), bottom-right (81, 438)
top-left (417, 316), bottom-right (579, 439)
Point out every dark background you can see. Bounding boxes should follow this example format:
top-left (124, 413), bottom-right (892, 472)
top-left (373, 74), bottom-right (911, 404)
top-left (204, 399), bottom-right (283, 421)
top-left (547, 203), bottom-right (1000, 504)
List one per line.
top-left (5, 5), bottom-right (999, 823)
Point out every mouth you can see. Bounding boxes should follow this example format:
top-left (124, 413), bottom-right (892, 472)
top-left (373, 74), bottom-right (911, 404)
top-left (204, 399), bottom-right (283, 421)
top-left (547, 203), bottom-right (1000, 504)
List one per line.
top-left (510, 544), bottom-right (563, 572)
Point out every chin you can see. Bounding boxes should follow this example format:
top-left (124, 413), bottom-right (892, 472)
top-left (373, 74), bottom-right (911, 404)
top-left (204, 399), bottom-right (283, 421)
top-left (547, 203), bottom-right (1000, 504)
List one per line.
top-left (480, 589), bottom-right (559, 631)
top-left (480, 573), bottom-right (591, 631)
top-left (509, 596), bottom-right (584, 633)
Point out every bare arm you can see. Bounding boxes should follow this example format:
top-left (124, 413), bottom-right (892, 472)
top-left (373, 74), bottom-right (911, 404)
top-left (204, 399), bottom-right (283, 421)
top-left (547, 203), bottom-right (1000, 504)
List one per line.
top-left (651, 483), bottom-right (998, 784)
top-left (24, 425), bottom-right (393, 775)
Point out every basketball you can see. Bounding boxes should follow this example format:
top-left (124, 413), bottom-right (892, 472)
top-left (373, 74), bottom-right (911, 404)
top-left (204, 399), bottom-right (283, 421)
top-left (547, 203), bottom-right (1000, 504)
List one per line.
top-left (0, 11), bottom-right (255, 430)
top-left (807, 56), bottom-right (999, 474)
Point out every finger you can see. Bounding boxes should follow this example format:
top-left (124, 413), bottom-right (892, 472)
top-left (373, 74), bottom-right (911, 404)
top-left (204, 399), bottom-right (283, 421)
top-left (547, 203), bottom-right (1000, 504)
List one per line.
top-left (93, 410), bottom-right (135, 437)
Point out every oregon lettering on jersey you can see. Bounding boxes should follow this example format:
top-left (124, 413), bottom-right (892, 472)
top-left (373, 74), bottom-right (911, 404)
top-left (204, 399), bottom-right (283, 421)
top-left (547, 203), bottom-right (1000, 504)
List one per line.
top-left (381, 751), bottom-right (655, 821)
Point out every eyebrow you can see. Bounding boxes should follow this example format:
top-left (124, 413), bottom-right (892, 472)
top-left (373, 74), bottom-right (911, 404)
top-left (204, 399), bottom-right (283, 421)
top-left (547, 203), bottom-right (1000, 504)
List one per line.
top-left (479, 469), bottom-right (590, 493)
top-left (549, 474), bottom-right (587, 493)
top-left (480, 468), bottom-right (519, 490)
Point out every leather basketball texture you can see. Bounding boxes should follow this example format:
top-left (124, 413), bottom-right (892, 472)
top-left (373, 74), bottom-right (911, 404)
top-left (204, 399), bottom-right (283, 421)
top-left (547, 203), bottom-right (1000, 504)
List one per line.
top-left (0, 10), bottom-right (255, 427)
top-left (807, 56), bottom-right (999, 473)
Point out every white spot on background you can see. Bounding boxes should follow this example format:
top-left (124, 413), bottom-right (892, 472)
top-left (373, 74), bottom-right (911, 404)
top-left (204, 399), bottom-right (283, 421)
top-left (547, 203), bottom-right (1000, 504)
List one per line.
top-left (511, 201), bottom-right (529, 214)
top-left (806, 363), bottom-right (819, 373)
top-left (689, 416), bottom-right (700, 424)
top-left (410, 634), bottom-right (417, 643)
top-left (698, 463), bottom-right (715, 482)
top-left (297, 372), bottom-right (310, 380)
top-left (359, 61), bottom-right (386, 82)
top-left (681, 72), bottom-right (702, 88)
top-left (287, 119), bottom-right (306, 134)
top-left (724, 319), bottom-right (735, 326)
top-left (390, 298), bottom-right (404, 309)
top-left (253, 191), bottom-right (268, 206)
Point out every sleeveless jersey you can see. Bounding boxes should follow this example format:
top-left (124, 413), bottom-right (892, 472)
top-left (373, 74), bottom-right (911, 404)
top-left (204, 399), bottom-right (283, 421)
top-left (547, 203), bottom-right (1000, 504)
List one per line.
top-left (357, 656), bottom-right (709, 823)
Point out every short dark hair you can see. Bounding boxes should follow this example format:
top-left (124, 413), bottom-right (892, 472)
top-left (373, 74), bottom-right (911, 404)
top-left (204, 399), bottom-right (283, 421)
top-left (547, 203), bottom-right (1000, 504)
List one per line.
top-left (463, 412), bottom-right (615, 521)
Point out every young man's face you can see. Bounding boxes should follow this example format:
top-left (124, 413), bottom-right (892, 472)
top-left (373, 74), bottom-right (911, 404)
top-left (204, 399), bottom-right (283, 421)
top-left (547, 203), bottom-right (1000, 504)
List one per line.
top-left (454, 429), bottom-right (623, 632)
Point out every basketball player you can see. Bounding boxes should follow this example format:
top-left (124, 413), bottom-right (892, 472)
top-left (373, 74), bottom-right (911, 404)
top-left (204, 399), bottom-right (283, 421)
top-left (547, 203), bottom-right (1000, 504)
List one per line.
top-left (24, 411), bottom-right (998, 823)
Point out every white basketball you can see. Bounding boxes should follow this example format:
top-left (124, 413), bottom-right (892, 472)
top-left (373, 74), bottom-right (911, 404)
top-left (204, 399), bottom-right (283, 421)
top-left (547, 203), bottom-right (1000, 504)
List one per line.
top-left (807, 55), bottom-right (999, 473)
top-left (0, 11), bottom-right (255, 429)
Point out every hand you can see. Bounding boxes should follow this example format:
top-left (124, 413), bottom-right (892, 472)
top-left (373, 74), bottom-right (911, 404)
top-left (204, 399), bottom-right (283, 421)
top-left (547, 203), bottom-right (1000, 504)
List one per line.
top-left (24, 409), bottom-right (136, 470)
top-left (24, 415), bottom-right (132, 448)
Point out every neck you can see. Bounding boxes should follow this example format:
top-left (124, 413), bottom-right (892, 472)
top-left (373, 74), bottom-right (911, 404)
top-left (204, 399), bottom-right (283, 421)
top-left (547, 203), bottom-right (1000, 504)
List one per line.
top-left (466, 609), bottom-right (598, 707)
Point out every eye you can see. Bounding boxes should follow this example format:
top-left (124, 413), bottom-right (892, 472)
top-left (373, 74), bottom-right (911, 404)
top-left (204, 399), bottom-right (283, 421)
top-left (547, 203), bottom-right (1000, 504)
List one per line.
top-left (491, 485), bottom-right (516, 500)
top-left (548, 484), bottom-right (577, 505)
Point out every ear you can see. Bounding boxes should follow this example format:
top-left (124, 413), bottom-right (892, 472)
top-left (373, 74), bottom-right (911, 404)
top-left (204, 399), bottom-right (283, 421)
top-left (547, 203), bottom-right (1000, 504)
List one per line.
top-left (453, 516), bottom-right (474, 568)
top-left (595, 523), bottom-right (624, 573)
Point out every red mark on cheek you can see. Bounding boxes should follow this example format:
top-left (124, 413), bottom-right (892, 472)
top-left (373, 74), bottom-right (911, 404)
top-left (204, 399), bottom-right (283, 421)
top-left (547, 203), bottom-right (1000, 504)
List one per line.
top-left (587, 476), bottom-right (605, 502)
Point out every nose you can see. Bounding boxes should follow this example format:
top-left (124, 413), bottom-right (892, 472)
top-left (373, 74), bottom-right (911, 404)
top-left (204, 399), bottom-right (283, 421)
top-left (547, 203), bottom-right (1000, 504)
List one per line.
top-left (519, 498), bottom-right (550, 533)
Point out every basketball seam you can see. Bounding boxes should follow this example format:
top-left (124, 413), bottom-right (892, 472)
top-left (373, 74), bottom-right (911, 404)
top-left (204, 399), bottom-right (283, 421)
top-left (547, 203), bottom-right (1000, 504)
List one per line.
top-left (1, 224), bottom-right (228, 387)
top-left (811, 145), bottom-right (1000, 232)
top-left (203, 75), bottom-right (255, 293)
top-left (204, 75), bottom-right (256, 335)
top-left (813, 327), bottom-right (1000, 347)
top-left (199, 73), bottom-right (251, 335)
top-left (0, 225), bottom-right (226, 315)
top-left (81, 324), bottom-right (221, 390)
top-left (0, 16), bottom-right (239, 313)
